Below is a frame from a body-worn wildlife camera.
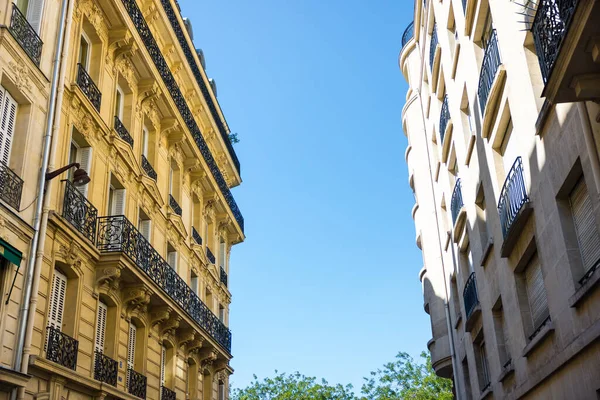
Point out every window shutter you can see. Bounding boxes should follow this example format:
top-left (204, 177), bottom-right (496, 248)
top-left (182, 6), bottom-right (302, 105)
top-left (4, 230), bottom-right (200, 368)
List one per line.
top-left (76, 146), bottom-right (93, 196)
top-left (142, 127), bottom-right (149, 156)
top-left (525, 254), bottom-right (548, 329)
top-left (570, 179), bottom-right (600, 273)
top-left (219, 241), bottom-right (226, 268)
top-left (111, 189), bottom-right (126, 216)
top-left (218, 382), bottom-right (225, 400)
top-left (139, 219), bottom-right (151, 241)
top-left (167, 251), bottom-right (177, 270)
top-left (26, 0), bottom-right (44, 33)
top-left (160, 345), bottom-right (166, 386)
top-left (0, 89), bottom-right (17, 166)
top-left (127, 323), bottom-right (136, 384)
top-left (48, 270), bottom-right (67, 330)
top-left (95, 301), bottom-right (107, 354)
top-left (191, 275), bottom-right (198, 295)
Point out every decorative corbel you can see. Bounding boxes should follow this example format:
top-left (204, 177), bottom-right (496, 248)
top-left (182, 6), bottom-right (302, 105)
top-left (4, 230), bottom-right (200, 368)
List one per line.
top-left (150, 306), bottom-right (172, 328)
top-left (122, 285), bottom-right (153, 315)
top-left (56, 241), bottom-right (83, 271)
top-left (160, 314), bottom-right (181, 337)
top-left (187, 336), bottom-right (205, 354)
top-left (200, 350), bottom-right (218, 373)
top-left (178, 330), bottom-right (196, 348)
top-left (96, 265), bottom-right (122, 291)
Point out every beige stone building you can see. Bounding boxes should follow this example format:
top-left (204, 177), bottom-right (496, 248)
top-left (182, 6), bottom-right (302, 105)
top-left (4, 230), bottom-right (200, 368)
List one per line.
top-left (0, 0), bottom-right (244, 398)
top-left (399, 0), bottom-right (600, 399)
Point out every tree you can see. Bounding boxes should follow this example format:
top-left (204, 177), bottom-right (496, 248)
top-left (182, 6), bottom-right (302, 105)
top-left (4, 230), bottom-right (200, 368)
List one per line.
top-left (229, 132), bottom-right (240, 144)
top-left (359, 351), bottom-right (453, 400)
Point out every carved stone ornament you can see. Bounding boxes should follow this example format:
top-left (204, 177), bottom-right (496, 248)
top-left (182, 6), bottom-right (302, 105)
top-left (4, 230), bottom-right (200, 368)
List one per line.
top-left (70, 96), bottom-right (99, 140)
top-left (178, 330), bottom-right (196, 348)
top-left (150, 306), bottom-right (172, 327)
top-left (56, 241), bottom-right (83, 268)
top-left (122, 285), bottom-right (152, 314)
top-left (215, 370), bottom-right (227, 384)
top-left (187, 336), bottom-right (205, 354)
top-left (8, 60), bottom-right (32, 94)
top-left (161, 315), bottom-right (181, 337)
top-left (201, 351), bottom-right (218, 371)
top-left (0, 215), bottom-right (8, 241)
top-left (96, 265), bottom-right (122, 291)
top-left (76, 0), bottom-right (108, 40)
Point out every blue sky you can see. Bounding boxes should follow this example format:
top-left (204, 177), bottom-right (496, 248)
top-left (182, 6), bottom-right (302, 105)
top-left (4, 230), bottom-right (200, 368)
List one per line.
top-left (179, 0), bottom-right (426, 392)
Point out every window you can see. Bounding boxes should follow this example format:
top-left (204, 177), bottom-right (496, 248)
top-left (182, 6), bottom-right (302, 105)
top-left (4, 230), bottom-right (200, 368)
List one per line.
top-left (191, 272), bottom-right (198, 295)
top-left (68, 132), bottom-right (92, 196)
top-left (0, 87), bottom-right (17, 167)
top-left (127, 323), bottom-right (136, 383)
top-left (474, 337), bottom-right (491, 392)
top-left (48, 269), bottom-right (67, 331)
top-left (492, 300), bottom-right (511, 368)
top-left (115, 86), bottom-right (124, 120)
top-left (218, 304), bottom-right (225, 323)
top-left (167, 245), bottom-right (177, 270)
top-left (525, 253), bottom-right (549, 331)
top-left (481, 11), bottom-right (493, 49)
top-left (79, 33), bottom-right (91, 70)
top-left (108, 176), bottom-right (126, 216)
top-left (569, 178), bottom-right (600, 274)
top-left (218, 381), bottom-right (225, 400)
top-left (169, 166), bottom-right (174, 195)
top-left (160, 345), bottom-right (166, 389)
top-left (138, 209), bottom-right (151, 241)
top-left (142, 126), bottom-right (149, 157)
top-left (16, 0), bottom-right (45, 33)
top-left (94, 300), bottom-right (107, 362)
top-left (205, 288), bottom-right (213, 311)
top-left (462, 357), bottom-right (473, 400)
top-left (219, 239), bottom-right (226, 269)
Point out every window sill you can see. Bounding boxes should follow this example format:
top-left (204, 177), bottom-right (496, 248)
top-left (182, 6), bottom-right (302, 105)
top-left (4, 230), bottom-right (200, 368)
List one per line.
top-left (480, 237), bottom-right (494, 267)
top-left (498, 360), bottom-right (514, 383)
top-left (569, 265), bottom-right (600, 308)
top-left (522, 319), bottom-right (554, 357)
top-left (479, 384), bottom-right (493, 400)
top-left (454, 311), bottom-right (462, 329)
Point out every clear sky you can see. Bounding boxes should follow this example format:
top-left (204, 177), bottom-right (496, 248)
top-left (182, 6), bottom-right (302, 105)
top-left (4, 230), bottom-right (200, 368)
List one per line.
top-left (179, 0), bottom-right (426, 392)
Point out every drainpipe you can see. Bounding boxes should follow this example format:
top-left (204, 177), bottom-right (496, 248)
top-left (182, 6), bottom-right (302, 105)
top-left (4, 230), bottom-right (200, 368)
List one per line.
top-left (12, 0), bottom-right (73, 393)
top-left (577, 102), bottom-right (600, 194)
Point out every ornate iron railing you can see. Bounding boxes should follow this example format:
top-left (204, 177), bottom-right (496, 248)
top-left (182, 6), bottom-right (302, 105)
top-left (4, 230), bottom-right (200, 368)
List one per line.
top-left (498, 157), bottom-right (528, 238)
top-left (439, 95), bottom-right (450, 142)
top-left (97, 215), bottom-right (232, 351)
top-left (451, 179), bottom-right (464, 225)
top-left (114, 116), bottom-right (134, 147)
top-left (158, 0), bottom-right (240, 177)
top-left (462, 0), bottom-right (467, 14)
top-left (161, 386), bottom-right (176, 400)
top-left (169, 194), bottom-right (182, 216)
top-left (9, 4), bottom-right (43, 66)
top-left (0, 162), bottom-right (23, 210)
top-left (127, 368), bottom-right (147, 399)
top-left (62, 180), bottom-right (97, 243)
top-left (141, 155), bottom-right (157, 180)
top-left (121, 0), bottom-right (244, 233)
top-left (220, 266), bottom-right (228, 287)
top-left (94, 351), bottom-right (118, 386)
top-left (478, 30), bottom-right (501, 113)
top-left (207, 247), bottom-right (216, 264)
top-left (192, 226), bottom-right (203, 245)
top-left (429, 23), bottom-right (438, 71)
top-left (402, 21), bottom-right (414, 48)
top-left (463, 272), bottom-right (479, 320)
top-left (46, 326), bottom-right (78, 370)
top-left (76, 63), bottom-right (101, 111)
top-left (532, 0), bottom-right (579, 84)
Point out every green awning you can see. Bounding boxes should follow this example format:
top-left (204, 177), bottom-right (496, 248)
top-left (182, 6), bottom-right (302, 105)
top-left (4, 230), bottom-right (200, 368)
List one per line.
top-left (0, 239), bottom-right (22, 266)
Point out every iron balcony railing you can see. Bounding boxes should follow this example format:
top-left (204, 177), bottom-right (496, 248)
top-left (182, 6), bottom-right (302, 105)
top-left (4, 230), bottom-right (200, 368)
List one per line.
top-left (127, 368), bottom-right (147, 399)
top-left (94, 351), bottom-right (118, 386)
top-left (0, 161), bottom-right (23, 210)
top-left (96, 215), bottom-right (232, 351)
top-left (46, 326), bottom-right (78, 370)
top-left (192, 226), bottom-right (203, 245)
top-left (498, 157), bottom-right (528, 238)
top-left (451, 179), bottom-right (464, 225)
top-left (114, 116), bottom-right (134, 147)
top-left (76, 63), bottom-right (101, 111)
top-left (161, 386), bottom-right (176, 400)
top-left (141, 155), bottom-right (157, 180)
top-left (169, 194), bottom-right (182, 216)
top-left (121, 0), bottom-right (244, 234)
top-left (462, 0), bottom-right (467, 14)
top-left (439, 95), bottom-right (450, 142)
top-left (62, 180), bottom-right (98, 243)
top-left (532, 0), bottom-right (579, 84)
top-left (478, 30), bottom-right (501, 114)
top-left (9, 4), bottom-right (43, 66)
top-left (206, 247), bottom-right (216, 264)
top-left (463, 272), bottom-right (479, 320)
top-left (402, 21), bottom-right (414, 48)
top-left (220, 266), bottom-right (228, 287)
top-left (429, 23), bottom-right (438, 72)
top-left (157, 0), bottom-right (240, 177)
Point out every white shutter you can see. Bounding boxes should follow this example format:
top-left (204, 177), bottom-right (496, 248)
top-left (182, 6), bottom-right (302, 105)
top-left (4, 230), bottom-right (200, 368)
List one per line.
top-left (570, 179), bottom-right (600, 274)
top-left (26, 0), bottom-right (44, 33)
top-left (218, 382), bottom-right (225, 400)
top-left (111, 188), bottom-right (126, 216)
top-left (142, 127), bottom-right (149, 157)
top-left (525, 254), bottom-right (548, 329)
top-left (160, 345), bottom-right (166, 387)
top-left (76, 146), bottom-right (92, 196)
top-left (0, 88), bottom-right (17, 166)
top-left (139, 219), bottom-right (151, 241)
top-left (219, 241), bottom-right (226, 268)
top-left (191, 275), bottom-right (198, 295)
top-left (127, 323), bottom-right (136, 379)
top-left (167, 251), bottom-right (177, 270)
top-left (48, 270), bottom-right (67, 330)
top-left (95, 301), bottom-right (107, 354)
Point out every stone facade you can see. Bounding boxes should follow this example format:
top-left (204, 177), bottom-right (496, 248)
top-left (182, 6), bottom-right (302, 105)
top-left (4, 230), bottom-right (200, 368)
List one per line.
top-left (400, 0), bottom-right (600, 399)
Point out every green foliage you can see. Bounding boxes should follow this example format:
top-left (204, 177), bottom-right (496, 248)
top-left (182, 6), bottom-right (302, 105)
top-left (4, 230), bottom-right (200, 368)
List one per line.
top-left (229, 132), bottom-right (240, 144)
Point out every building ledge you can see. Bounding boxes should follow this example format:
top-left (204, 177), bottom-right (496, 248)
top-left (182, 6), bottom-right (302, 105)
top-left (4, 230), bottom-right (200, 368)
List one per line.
top-left (569, 265), bottom-right (600, 308)
top-left (454, 311), bottom-right (463, 329)
top-left (479, 384), bottom-right (493, 400)
top-left (0, 365), bottom-right (30, 390)
top-left (500, 202), bottom-right (533, 258)
top-left (523, 320), bottom-right (554, 358)
top-left (480, 237), bottom-right (494, 267)
top-left (498, 359), bottom-right (515, 383)
top-left (465, 304), bottom-right (481, 333)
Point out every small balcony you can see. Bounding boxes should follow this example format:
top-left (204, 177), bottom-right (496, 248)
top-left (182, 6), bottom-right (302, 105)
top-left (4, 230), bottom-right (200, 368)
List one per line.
top-left (127, 368), bottom-right (147, 399)
top-left (0, 161), bottom-right (23, 210)
top-left (463, 272), bottom-right (480, 332)
top-left (141, 155), bottom-right (157, 180)
top-left (439, 95), bottom-right (450, 144)
top-left (114, 116), bottom-right (134, 147)
top-left (220, 266), bottom-right (228, 287)
top-left (46, 326), bottom-right (78, 370)
top-left (94, 351), bottom-right (118, 386)
top-left (498, 157), bottom-right (532, 256)
top-left (429, 23), bottom-right (438, 72)
top-left (161, 386), bottom-right (176, 400)
top-left (477, 30), bottom-right (503, 115)
top-left (192, 226), bottom-right (203, 245)
top-left (206, 247), bottom-right (216, 264)
top-left (76, 63), bottom-right (101, 111)
top-left (62, 180), bottom-right (97, 243)
top-left (9, 4), bottom-right (43, 66)
top-left (451, 179), bottom-right (466, 241)
top-left (402, 21), bottom-right (414, 48)
top-left (169, 194), bottom-right (182, 216)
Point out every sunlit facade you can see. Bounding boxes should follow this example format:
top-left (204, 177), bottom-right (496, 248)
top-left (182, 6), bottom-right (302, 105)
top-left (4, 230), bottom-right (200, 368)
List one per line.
top-left (400, 0), bottom-right (600, 398)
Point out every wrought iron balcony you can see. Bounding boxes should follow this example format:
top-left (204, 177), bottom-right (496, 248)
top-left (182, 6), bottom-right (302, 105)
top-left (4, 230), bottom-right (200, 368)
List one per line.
top-left (0, 161), bottom-right (23, 210)
top-left (429, 23), bottom-right (438, 71)
top-left (76, 63), bottom-right (101, 111)
top-left (462, 0), bottom-right (467, 14)
top-left (192, 226), bottom-right (203, 245)
top-left (463, 272), bottom-right (479, 320)
top-left (169, 194), bottom-right (182, 216)
top-left (206, 247), bottom-right (216, 264)
top-left (62, 180), bottom-right (98, 243)
top-left (127, 368), bottom-right (147, 399)
top-left (121, 0), bottom-right (244, 233)
top-left (141, 155), bottom-right (157, 180)
top-left (46, 326), bottom-right (78, 370)
top-left (9, 4), bottom-right (43, 66)
top-left (498, 157), bottom-right (528, 239)
top-left (439, 95), bottom-right (450, 143)
top-left (402, 21), bottom-right (414, 48)
top-left (220, 266), bottom-right (228, 287)
top-left (161, 386), bottom-right (176, 400)
top-left (478, 30), bottom-right (501, 113)
top-left (97, 215), bottom-right (232, 351)
top-left (451, 179), bottom-right (464, 225)
top-left (114, 116), bottom-right (134, 147)
top-left (94, 351), bottom-right (118, 386)
top-left (532, 0), bottom-right (579, 84)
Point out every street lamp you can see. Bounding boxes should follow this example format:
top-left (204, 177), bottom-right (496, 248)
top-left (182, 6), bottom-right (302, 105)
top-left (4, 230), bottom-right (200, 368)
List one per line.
top-left (45, 162), bottom-right (91, 186)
